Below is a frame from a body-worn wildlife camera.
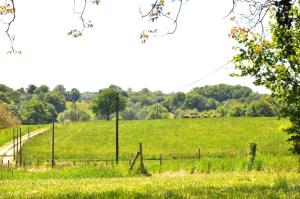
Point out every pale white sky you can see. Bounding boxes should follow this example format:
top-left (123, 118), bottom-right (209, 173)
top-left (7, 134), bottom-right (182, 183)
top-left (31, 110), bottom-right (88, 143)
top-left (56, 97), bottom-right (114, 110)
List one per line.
top-left (0, 0), bottom-right (269, 93)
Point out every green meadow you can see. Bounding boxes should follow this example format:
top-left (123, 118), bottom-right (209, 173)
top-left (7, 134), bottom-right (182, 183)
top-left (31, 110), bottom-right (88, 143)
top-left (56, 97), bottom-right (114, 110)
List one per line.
top-left (19, 117), bottom-right (298, 171)
top-left (1, 117), bottom-right (300, 198)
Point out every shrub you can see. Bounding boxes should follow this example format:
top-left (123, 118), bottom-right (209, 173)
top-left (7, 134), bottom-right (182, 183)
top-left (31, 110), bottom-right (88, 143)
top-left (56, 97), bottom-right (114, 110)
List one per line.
top-left (58, 109), bottom-right (91, 122)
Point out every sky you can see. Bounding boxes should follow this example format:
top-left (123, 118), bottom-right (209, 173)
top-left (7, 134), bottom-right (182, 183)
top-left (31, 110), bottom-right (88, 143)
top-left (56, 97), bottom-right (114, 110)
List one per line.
top-left (0, 0), bottom-right (270, 93)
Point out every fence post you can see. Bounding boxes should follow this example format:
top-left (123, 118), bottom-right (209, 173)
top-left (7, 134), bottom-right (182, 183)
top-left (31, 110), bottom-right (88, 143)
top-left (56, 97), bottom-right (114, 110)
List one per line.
top-left (7, 160), bottom-right (9, 168)
top-left (198, 148), bottom-right (201, 160)
top-left (19, 128), bottom-right (22, 167)
top-left (16, 127), bottom-right (19, 164)
top-left (51, 119), bottom-right (55, 168)
top-left (160, 154), bottom-right (163, 166)
top-left (139, 143), bottom-right (145, 172)
top-left (13, 128), bottom-right (15, 160)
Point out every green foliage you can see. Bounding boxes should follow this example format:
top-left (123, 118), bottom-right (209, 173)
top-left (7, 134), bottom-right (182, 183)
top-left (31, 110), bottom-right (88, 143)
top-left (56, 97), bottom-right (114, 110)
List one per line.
top-left (53, 84), bottom-right (66, 96)
top-left (0, 102), bottom-right (19, 128)
top-left (231, 1), bottom-right (300, 155)
top-left (26, 84), bottom-right (37, 94)
top-left (246, 100), bottom-right (276, 117)
top-left (20, 99), bottom-right (56, 124)
top-left (45, 92), bottom-right (67, 114)
top-left (121, 107), bottom-right (138, 120)
top-left (193, 84), bottom-right (253, 102)
top-left (248, 141), bottom-right (257, 171)
top-left (70, 88), bottom-right (81, 102)
top-left (34, 85), bottom-right (49, 94)
top-left (91, 87), bottom-right (127, 120)
top-left (0, 84), bottom-right (19, 104)
top-left (146, 103), bottom-right (169, 119)
top-left (217, 100), bottom-right (245, 117)
top-left (58, 103), bottom-right (91, 122)
top-left (168, 92), bottom-right (186, 113)
top-left (183, 93), bottom-right (207, 111)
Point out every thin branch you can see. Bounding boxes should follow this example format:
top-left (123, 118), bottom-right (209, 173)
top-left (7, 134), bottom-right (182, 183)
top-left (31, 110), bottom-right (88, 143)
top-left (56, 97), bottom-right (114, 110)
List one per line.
top-left (224, 0), bottom-right (237, 18)
top-left (80, 0), bottom-right (87, 32)
top-left (163, 0), bottom-right (182, 35)
top-left (139, 0), bottom-right (159, 18)
top-left (69, 0), bottom-right (90, 37)
top-left (5, 0), bottom-right (16, 52)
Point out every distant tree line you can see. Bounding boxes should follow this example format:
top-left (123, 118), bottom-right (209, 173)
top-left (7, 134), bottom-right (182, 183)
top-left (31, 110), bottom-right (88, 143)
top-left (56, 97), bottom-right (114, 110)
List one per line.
top-left (0, 84), bottom-right (83, 125)
top-left (0, 83), bottom-right (280, 126)
top-left (88, 84), bottom-right (280, 120)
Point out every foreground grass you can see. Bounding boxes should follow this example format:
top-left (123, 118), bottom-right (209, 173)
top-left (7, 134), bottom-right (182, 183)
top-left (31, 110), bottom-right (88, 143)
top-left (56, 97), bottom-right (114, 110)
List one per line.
top-left (0, 171), bottom-right (299, 198)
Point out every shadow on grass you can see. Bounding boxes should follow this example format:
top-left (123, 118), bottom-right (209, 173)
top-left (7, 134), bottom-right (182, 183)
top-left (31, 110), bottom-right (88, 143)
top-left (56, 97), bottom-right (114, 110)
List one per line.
top-left (30, 184), bottom-right (300, 199)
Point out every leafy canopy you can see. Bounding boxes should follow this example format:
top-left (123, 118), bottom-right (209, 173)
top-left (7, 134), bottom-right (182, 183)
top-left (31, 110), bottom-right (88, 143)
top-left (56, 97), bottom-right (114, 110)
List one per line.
top-left (231, 0), bottom-right (300, 154)
top-left (91, 87), bottom-right (127, 120)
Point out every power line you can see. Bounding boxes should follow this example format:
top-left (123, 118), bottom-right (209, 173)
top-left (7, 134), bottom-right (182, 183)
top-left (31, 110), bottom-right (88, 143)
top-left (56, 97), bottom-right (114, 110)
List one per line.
top-left (179, 61), bottom-right (232, 91)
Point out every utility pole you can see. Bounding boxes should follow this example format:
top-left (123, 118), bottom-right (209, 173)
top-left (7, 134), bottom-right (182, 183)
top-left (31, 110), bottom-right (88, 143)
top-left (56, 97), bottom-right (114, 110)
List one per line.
top-left (51, 119), bottom-right (55, 168)
top-left (116, 92), bottom-right (119, 164)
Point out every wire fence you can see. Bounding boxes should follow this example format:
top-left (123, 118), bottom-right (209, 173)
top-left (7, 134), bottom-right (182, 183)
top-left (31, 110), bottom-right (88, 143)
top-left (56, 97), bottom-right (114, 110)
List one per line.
top-left (0, 148), bottom-right (251, 169)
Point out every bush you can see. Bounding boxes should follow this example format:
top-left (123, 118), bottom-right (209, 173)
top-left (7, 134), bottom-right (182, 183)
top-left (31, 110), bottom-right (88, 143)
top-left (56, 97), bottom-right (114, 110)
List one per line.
top-left (58, 109), bottom-right (91, 122)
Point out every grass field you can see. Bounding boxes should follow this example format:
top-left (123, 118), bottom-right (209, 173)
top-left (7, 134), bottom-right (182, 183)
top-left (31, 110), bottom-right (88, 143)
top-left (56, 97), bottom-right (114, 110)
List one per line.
top-left (20, 117), bottom-right (298, 172)
top-left (0, 124), bottom-right (48, 147)
top-left (0, 170), bottom-right (299, 198)
top-left (2, 117), bottom-right (300, 198)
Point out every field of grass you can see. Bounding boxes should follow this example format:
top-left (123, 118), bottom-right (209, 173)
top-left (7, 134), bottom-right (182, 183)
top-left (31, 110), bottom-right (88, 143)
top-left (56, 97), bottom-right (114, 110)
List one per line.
top-left (20, 117), bottom-right (298, 172)
top-left (0, 169), bottom-right (299, 198)
top-left (2, 117), bottom-right (300, 198)
top-left (0, 124), bottom-right (48, 147)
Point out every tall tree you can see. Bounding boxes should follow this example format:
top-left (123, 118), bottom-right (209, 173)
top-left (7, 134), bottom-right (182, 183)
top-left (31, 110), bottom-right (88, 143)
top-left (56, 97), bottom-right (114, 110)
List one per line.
top-left (53, 85), bottom-right (66, 96)
top-left (70, 88), bottom-right (81, 102)
top-left (231, 0), bottom-right (300, 155)
top-left (34, 85), bottom-right (49, 94)
top-left (26, 84), bottom-right (37, 94)
top-left (91, 87), bottom-right (127, 120)
top-left (0, 102), bottom-right (20, 128)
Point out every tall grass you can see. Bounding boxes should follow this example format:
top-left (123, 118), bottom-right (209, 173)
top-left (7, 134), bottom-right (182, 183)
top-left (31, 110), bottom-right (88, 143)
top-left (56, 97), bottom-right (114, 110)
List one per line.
top-left (0, 171), bottom-right (299, 198)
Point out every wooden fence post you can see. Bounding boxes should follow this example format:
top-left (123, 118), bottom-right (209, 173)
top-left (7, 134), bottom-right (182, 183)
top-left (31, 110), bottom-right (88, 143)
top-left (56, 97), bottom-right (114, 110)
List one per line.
top-left (198, 148), bottom-right (201, 160)
top-left (13, 128), bottom-right (15, 160)
top-left (19, 128), bottom-right (22, 167)
top-left (129, 152), bottom-right (140, 170)
top-left (51, 120), bottom-right (55, 168)
top-left (16, 127), bottom-right (19, 163)
top-left (160, 154), bottom-right (163, 166)
top-left (139, 143), bottom-right (145, 172)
